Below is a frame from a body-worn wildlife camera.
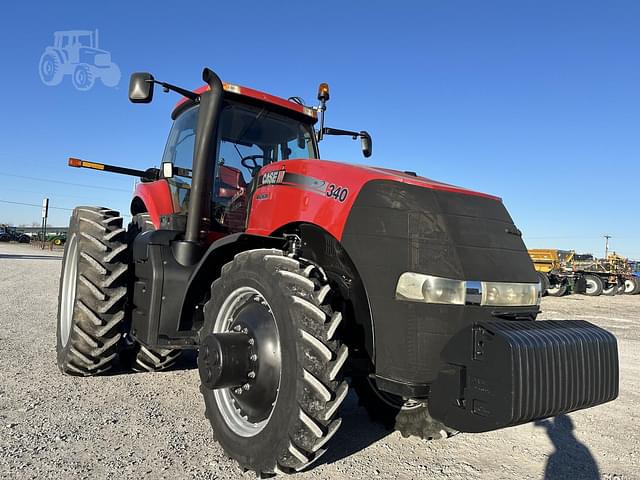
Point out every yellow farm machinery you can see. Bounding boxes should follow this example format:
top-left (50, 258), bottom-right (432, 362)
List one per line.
top-left (529, 249), bottom-right (640, 296)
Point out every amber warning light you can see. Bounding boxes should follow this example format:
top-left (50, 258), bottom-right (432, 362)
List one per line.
top-left (67, 157), bottom-right (159, 181)
top-left (68, 158), bottom-right (105, 170)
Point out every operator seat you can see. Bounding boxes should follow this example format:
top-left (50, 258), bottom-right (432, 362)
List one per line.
top-left (215, 165), bottom-right (248, 232)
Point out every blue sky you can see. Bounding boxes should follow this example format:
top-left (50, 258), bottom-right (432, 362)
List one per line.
top-left (0, 1), bottom-right (638, 257)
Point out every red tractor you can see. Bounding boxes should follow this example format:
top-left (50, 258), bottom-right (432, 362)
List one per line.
top-left (57, 67), bottom-right (619, 476)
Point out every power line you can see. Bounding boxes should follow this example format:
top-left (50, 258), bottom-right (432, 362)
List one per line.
top-left (0, 199), bottom-right (73, 211)
top-left (0, 173), bottom-right (131, 192)
top-left (0, 199), bottom-right (132, 219)
top-left (0, 185), bottom-right (122, 201)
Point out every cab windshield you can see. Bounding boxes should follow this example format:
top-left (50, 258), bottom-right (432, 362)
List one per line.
top-left (162, 100), bottom-right (318, 226)
top-left (218, 100), bottom-right (318, 167)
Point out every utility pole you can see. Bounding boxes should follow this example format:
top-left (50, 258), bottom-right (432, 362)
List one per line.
top-left (604, 235), bottom-right (611, 259)
top-left (41, 198), bottom-right (49, 250)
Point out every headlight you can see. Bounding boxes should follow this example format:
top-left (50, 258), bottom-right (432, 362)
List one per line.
top-left (396, 273), bottom-right (540, 306)
top-left (481, 281), bottom-right (540, 306)
top-left (396, 273), bottom-right (465, 305)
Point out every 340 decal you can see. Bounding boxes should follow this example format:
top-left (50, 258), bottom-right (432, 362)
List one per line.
top-left (326, 184), bottom-right (349, 202)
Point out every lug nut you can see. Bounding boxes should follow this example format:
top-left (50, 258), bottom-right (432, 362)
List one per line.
top-left (242, 327), bottom-right (248, 334)
top-left (243, 383), bottom-right (251, 391)
top-left (248, 338), bottom-right (255, 346)
top-left (247, 371), bottom-right (256, 379)
top-left (250, 354), bottom-right (258, 362)
top-left (234, 388), bottom-right (243, 395)
top-left (233, 325), bottom-right (241, 332)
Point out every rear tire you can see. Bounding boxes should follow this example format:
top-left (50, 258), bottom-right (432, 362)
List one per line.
top-left (123, 213), bottom-right (182, 372)
top-left (602, 283), bottom-right (617, 296)
top-left (536, 272), bottom-right (550, 296)
top-left (351, 376), bottom-right (456, 440)
top-left (583, 274), bottom-right (603, 296)
top-left (38, 52), bottom-right (63, 86)
top-left (56, 207), bottom-right (128, 375)
top-left (200, 249), bottom-right (348, 475)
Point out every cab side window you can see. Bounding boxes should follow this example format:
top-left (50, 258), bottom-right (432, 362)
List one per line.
top-left (161, 106), bottom-right (197, 213)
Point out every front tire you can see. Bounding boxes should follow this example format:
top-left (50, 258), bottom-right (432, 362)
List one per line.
top-left (351, 376), bottom-right (455, 440)
top-left (56, 207), bottom-right (128, 375)
top-left (200, 249), bottom-right (348, 475)
top-left (72, 64), bottom-right (95, 91)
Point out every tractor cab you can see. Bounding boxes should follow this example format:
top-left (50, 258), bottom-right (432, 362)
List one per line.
top-left (54, 30), bottom-right (94, 49)
top-left (161, 87), bottom-right (320, 235)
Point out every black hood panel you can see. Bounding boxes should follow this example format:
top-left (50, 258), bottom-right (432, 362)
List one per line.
top-left (342, 180), bottom-right (536, 284)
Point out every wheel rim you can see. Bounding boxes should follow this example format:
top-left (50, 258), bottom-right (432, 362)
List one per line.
top-left (40, 55), bottom-right (57, 81)
top-left (547, 285), bottom-right (562, 294)
top-left (585, 279), bottom-right (597, 294)
top-left (60, 234), bottom-right (79, 347)
top-left (625, 280), bottom-right (635, 293)
top-left (366, 377), bottom-right (422, 411)
top-left (212, 286), bottom-right (281, 437)
top-left (75, 69), bottom-right (87, 86)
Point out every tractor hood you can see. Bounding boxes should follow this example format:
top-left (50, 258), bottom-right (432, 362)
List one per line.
top-left (355, 164), bottom-right (501, 202)
top-left (341, 179), bottom-right (536, 285)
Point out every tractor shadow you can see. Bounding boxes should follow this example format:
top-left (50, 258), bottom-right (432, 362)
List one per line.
top-left (313, 389), bottom-right (391, 467)
top-left (535, 415), bottom-right (600, 480)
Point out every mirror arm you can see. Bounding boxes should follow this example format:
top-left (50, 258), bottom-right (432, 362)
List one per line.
top-left (150, 80), bottom-right (199, 101)
top-left (322, 127), bottom-right (359, 138)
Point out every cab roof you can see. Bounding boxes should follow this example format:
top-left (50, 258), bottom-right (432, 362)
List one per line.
top-left (172, 83), bottom-right (318, 121)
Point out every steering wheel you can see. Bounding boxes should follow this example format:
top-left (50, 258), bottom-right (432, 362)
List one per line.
top-left (240, 155), bottom-right (264, 175)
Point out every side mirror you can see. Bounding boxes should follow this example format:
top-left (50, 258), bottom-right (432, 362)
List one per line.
top-left (162, 162), bottom-right (174, 179)
top-left (360, 131), bottom-right (372, 158)
top-left (129, 72), bottom-right (154, 103)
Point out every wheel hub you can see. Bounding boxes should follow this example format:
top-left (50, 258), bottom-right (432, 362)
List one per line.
top-left (206, 287), bottom-right (282, 437)
top-left (198, 332), bottom-right (252, 390)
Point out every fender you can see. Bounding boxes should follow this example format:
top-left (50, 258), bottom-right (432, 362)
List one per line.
top-left (130, 180), bottom-right (174, 228)
top-left (177, 233), bottom-right (286, 333)
top-left (295, 223), bottom-right (375, 364)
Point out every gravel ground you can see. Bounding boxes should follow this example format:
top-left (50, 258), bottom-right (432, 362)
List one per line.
top-left (0, 241), bottom-right (637, 480)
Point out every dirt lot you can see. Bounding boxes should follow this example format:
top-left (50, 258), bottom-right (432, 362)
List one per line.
top-left (0, 241), bottom-right (637, 480)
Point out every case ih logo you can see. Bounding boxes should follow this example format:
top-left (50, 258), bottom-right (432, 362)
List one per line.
top-left (259, 170), bottom-right (286, 186)
top-left (38, 29), bottom-right (121, 91)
